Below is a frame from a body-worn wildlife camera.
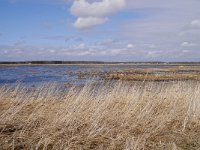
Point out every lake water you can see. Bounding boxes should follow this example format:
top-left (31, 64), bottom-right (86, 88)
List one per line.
top-left (0, 65), bottom-right (172, 86)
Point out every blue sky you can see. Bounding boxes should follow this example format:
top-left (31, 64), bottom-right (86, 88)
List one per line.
top-left (0, 0), bottom-right (200, 61)
top-left (0, 0), bottom-right (75, 46)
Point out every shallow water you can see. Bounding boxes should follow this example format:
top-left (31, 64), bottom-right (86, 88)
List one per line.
top-left (0, 64), bottom-right (173, 86)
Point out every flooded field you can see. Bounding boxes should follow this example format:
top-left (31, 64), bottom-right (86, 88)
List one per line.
top-left (1, 64), bottom-right (200, 149)
top-left (0, 64), bottom-right (170, 85)
top-left (0, 64), bottom-right (200, 86)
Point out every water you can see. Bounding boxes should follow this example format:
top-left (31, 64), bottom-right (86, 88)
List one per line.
top-left (0, 64), bottom-right (172, 86)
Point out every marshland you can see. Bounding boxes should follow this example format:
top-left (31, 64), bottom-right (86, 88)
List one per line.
top-left (1, 64), bottom-right (200, 149)
top-left (1, 0), bottom-right (200, 149)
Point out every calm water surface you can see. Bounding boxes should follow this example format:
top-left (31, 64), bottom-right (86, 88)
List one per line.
top-left (0, 65), bottom-right (171, 85)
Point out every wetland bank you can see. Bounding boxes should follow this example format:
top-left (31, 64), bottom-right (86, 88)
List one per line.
top-left (1, 63), bottom-right (200, 149)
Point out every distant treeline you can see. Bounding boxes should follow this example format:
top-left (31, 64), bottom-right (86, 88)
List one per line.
top-left (0, 61), bottom-right (200, 65)
top-left (0, 61), bottom-right (107, 65)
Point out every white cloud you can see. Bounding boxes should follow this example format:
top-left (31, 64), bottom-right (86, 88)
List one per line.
top-left (127, 44), bottom-right (134, 48)
top-left (70, 0), bottom-right (126, 17)
top-left (74, 17), bottom-right (108, 30)
top-left (70, 0), bottom-right (126, 29)
top-left (191, 19), bottom-right (200, 28)
top-left (182, 50), bottom-right (190, 53)
top-left (76, 43), bottom-right (86, 49)
top-left (3, 0), bottom-right (200, 61)
top-left (49, 49), bottom-right (55, 53)
top-left (119, 0), bottom-right (200, 60)
top-left (181, 42), bottom-right (197, 47)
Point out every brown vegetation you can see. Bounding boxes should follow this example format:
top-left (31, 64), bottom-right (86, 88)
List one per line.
top-left (0, 81), bottom-right (200, 149)
top-left (106, 73), bottom-right (200, 81)
top-left (105, 66), bottom-right (200, 81)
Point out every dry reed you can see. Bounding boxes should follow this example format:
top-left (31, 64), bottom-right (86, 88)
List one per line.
top-left (0, 81), bottom-right (200, 150)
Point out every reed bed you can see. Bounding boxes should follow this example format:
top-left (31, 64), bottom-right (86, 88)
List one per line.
top-left (0, 81), bottom-right (200, 150)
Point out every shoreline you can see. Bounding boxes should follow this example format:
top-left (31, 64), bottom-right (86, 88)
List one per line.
top-left (1, 63), bottom-right (200, 67)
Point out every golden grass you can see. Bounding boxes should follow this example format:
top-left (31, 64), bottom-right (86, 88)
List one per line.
top-left (105, 66), bottom-right (200, 81)
top-left (106, 73), bottom-right (200, 81)
top-left (0, 81), bottom-right (200, 150)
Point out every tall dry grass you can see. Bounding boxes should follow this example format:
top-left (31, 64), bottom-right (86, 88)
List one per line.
top-left (0, 81), bottom-right (200, 150)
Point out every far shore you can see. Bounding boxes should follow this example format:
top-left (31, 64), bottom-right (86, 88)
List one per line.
top-left (1, 61), bottom-right (200, 67)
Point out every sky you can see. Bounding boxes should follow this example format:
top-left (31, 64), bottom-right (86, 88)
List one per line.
top-left (0, 0), bottom-right (200, 62)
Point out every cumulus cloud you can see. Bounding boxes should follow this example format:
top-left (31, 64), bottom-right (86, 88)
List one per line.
top-left (2, 0), bottom-right (200, 61)
top-left (74, 17), bottom-right (108, 30)
top-left (70, 0), bottom-right (126, 17)
top-left (70, 0), bottom-right (126, 29)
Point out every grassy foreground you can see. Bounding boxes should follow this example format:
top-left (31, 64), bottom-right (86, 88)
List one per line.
top-left (0, 81), bottom-right (200, 150)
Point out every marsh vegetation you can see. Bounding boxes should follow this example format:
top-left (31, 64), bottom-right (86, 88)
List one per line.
top-left (1, 81), bottom-right (200, 149)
